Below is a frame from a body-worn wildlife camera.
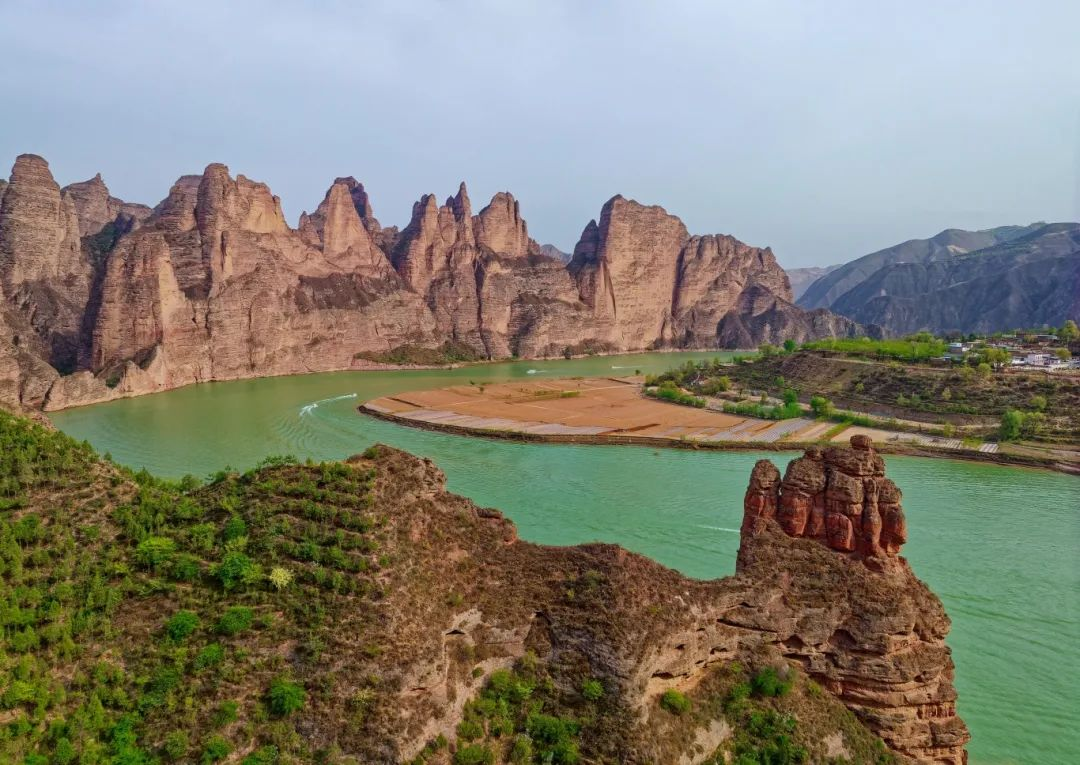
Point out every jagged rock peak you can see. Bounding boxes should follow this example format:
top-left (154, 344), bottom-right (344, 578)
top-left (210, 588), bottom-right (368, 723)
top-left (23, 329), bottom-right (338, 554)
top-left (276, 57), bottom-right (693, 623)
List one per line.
top-left (1, 153), bottom-right (82, 286)
top-left (63, 172), bottom-right (150, 238)
top-left (742, 435), bottom-right (907, 569)
top-left (193, 163), bottom-right (288, 236)
top-left (447, 181), bottom-right (471, 221)
top-left (328, 176), bottom-right (380, 232)
top-left (475, 191), bottom-right (533, 257)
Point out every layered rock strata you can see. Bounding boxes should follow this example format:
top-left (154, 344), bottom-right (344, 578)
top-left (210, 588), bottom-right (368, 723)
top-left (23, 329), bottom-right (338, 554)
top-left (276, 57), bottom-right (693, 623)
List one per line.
top-left (736, 436), bottom-right (969, 762)
top-left (1, 154), bottom-right (871, 409)
top-left (343, 437), bottom-right (968, 763)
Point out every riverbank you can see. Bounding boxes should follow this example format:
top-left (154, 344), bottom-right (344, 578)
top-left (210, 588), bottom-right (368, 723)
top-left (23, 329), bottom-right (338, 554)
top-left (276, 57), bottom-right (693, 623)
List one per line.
top-left (359, 378), bottom-right (1079, 475)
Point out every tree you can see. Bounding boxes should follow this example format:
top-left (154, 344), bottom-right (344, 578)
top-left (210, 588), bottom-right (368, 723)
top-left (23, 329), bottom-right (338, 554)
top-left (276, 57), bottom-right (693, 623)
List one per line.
top-left (976, 362), bottom-right (992, 380)
top-left (782, 339), bottom-right (797, 353)
top-left (758, 343), bottom-right (778, 358)
top-left (1058, 320), bottom-right (1079, 343)
top-left (782, 389), bottom-right (798, 406)
top-left (999, 410), bottom-right (1025, 441)
top-left (1055, 347), bottom-right (1071, 361)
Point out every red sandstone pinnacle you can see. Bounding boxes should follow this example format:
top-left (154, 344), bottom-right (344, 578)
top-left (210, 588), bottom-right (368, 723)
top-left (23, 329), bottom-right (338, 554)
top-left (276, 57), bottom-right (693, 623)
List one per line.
top-left (743, 437), bottom-right (908, 568)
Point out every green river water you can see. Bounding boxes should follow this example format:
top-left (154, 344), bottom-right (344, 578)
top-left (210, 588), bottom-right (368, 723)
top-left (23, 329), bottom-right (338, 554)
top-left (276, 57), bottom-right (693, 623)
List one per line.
top-left (48, 353), bottom-right (1079, 764)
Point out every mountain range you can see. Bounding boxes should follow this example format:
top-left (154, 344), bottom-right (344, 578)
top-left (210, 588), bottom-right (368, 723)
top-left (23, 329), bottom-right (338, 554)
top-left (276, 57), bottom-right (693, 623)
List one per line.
top-left (797, 223), bottom-right (1080, 335)
top-left (0, 154), bottom-right (866, 411)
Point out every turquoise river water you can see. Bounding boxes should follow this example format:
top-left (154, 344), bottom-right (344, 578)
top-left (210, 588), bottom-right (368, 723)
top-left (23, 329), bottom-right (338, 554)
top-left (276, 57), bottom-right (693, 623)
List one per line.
top-left (49, 353), bottom-right (1079, 764)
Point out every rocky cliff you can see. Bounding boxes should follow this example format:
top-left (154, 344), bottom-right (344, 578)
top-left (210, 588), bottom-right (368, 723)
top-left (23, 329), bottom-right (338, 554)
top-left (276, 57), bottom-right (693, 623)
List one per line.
top-left (0, 154), bottom-right (870, 410)
top-left (0, 407), bottom-right (966, 763)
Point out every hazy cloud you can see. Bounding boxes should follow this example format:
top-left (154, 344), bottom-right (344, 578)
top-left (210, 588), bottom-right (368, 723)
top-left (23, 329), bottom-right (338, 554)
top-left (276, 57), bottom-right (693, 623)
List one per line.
top-left (1, 0), bottom-right (1077, 265)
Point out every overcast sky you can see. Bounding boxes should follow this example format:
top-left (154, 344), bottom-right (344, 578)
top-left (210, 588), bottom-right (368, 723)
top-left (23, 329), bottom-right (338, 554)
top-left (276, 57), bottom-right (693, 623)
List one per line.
top-left (1, 0), bottom-right (1078, 267)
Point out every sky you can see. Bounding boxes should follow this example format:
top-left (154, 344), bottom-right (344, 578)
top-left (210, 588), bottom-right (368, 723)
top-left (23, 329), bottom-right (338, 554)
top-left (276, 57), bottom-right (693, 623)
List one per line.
top-left (1, 0), bottom-right (1078, 267)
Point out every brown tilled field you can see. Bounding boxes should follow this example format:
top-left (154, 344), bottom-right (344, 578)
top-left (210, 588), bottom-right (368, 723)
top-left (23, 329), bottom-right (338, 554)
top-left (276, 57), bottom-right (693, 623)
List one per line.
top-left (364, 378), bottom-right (823, 443)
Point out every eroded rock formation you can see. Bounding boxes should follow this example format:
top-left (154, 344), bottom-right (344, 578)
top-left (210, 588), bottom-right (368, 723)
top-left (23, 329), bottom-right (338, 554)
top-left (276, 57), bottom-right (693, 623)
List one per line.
top-left (0, 154), bottom-right (872, 409)
top-left (736, 437), bottom-right (969, 762)
top-left (337, 437), bottom-right (968, 763)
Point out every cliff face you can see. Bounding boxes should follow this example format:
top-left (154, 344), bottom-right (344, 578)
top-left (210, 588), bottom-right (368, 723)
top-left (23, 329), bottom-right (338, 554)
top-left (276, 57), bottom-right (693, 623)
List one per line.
top-left (0, 407), bottom-right (966, 763)
top-left (1, 155), bottom-right (870, 409)
top-left (736, 437), bottom-right (969, 762)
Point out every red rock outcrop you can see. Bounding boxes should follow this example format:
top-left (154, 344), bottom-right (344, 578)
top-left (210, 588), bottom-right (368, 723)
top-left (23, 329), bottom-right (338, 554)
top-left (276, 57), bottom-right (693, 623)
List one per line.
top-left (1, 154), bottom-right (873, 409)
top-left (736, 438), bottom-right (969, 763)
top-left (0, 155), bottom-right (89, 372)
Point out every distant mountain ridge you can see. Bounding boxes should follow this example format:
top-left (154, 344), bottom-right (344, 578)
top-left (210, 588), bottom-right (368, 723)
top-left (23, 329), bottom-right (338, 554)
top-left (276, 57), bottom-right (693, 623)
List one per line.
top-left (786, 264), bottom-right (840, 300)
top-left (797, 222), bottom-right (1078, 335)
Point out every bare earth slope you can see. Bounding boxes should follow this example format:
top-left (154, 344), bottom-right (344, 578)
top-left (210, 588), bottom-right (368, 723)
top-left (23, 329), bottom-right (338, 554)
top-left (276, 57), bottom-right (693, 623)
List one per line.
top-left (0, 407), bottom-right (965, 763)
top-left (0, 154), bottom-right (868, 410)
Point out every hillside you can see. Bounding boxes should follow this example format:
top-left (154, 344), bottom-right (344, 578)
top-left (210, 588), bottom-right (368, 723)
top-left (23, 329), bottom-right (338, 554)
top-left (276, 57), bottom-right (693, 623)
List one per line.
top-left (0, 155), bottom-right (868, 413)
top-left (724, 349), bottom-right (1080, 438)
top-left (828, 224), bottom-right (1080, 335)
top-left (0, 410), bottom-right (967, 763)
top-left (785, 265), bottom-right (839, 300)
top-left (797, 223), bottom-right (1079, 336)
top-left (798, 224), bottom-right (1043, 311)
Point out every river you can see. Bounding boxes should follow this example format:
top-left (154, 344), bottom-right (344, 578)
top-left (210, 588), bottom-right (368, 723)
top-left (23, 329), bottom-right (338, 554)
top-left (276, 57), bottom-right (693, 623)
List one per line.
top-left (49, 352), bottom-right (1079, 764)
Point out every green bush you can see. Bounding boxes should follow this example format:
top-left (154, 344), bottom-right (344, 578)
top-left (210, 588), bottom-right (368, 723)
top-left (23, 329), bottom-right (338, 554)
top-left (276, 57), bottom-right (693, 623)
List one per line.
top-left (241, 747), bottom-right (280, 765)
top-left (581, 678), bottom-right (604, 702)
top-left (454, 744), bottom-right (495, 765)
top-left (135, 536), bottom-right (176, 569)
top-left (809, 396), bottom-right (834, 419)
top-left (194, 643), bottom-right (225, 671)
top-left (165, 610), bottom-right (200, 642)
top-left (216, 606), bottom-right (254, 636)
top-left (163, 731), bottom-right (189, 760)
top-left (267, 677), bottom-right (305, 717)
top-left (202, 735), bottom-right (232, 763)
top-left (659, 689), bottom-right (691, 715)
top-left (750, 667), bottom-right (793, 698)
top-left (213, 700), bottom-right (239, 727)
top-left (215, 551), bottom-right (262, 590)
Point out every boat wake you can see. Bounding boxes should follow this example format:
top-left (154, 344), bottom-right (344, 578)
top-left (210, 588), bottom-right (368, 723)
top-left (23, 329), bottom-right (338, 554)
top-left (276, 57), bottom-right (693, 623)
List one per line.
top-left (526, 369), bottom-right (547, 375)
top-left (695, 524), bottom-right (741, 534)
top-left (299, 392), bottom-right (358, 416)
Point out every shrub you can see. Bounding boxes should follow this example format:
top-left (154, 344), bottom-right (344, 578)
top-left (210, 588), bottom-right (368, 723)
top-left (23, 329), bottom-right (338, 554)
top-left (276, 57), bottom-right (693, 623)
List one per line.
top-left (215, 551), bottom-right (262, 590)
top-left (525, 713), bottom-right (580, 764)
top-left (195, 643), bottom-right (225, 671)
top-left (509, 734), bottom-right (534, 764)
top-left (454, 744), bottom-right (495, 765)
top-left (268, 566), bottom-right (293, 590)
top-left (202, 735), bottom-right (232, 763)
top-left (168, 553), bottom-right (202, 582)
top-left (659, 689), bottom-right (691, 715)
top-left (750, 666), bottom-right (793, 697)
top-left (809, 395), bottom-right (834, 418)
top-left (213, 700), bottom-right (239, 727)
top-left (165, 610), bottom-right (200, 642)
top-left (241, 747), bottom-right (280, 765)
top-left (216, 606), bottom-right (254, 636)
top-left (581, 678), bottom-right (604, 702)
top-left (163, 731), bottom-right (189, 760)
top-left (135, 536), bottom-right (176, 569)
top-left (267, 677), bottom-right (305, 717)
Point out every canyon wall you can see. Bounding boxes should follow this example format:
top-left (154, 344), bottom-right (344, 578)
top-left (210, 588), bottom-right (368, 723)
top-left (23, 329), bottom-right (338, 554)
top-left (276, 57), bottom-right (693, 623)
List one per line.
top-left (342, 437), bottom-right (968, 762)
top-left (0, 154), bottom-right (871, 409)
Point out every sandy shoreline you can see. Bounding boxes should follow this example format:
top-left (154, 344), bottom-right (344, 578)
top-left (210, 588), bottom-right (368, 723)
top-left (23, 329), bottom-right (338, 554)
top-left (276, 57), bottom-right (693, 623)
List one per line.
top-left (358, 379), bottom-right (1078, 475)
